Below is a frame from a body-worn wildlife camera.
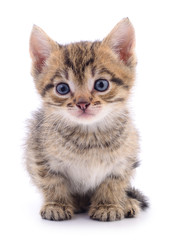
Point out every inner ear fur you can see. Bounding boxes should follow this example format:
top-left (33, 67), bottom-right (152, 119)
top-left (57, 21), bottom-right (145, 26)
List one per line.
top-left (102, 18), bottom-right (136, 66)
top-left (29, 25), bottom-right (57, 75)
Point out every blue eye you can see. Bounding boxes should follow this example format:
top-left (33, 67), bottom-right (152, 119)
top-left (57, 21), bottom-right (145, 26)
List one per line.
top-left (56, 83), bottom-right (70, 95)
top-left (94, 79), bottom-right (109, 92)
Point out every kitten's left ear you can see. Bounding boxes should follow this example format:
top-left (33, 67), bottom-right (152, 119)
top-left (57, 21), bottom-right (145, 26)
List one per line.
top-left (29, 25), bottom-right (57, 75)
top-left (102, 18), bottom-right (136, 66)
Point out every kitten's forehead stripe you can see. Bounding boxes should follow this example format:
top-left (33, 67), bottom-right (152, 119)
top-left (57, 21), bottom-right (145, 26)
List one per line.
top-left (64, 69), bottom-right (69, 80)
top-left (83, 57), bottom-right (94, 70)
top-left (64, 47), bottom-right (76, 74)
top-left (62, 41), bottom-right (99, 84)
top-left (91, 66), bottom-right (96, 77)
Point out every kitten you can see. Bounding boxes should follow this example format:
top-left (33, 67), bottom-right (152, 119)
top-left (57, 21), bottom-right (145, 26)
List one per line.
top-left (26, 18), bottom-right (148, 221)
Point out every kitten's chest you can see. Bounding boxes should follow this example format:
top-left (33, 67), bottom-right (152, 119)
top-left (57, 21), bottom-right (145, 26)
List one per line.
top-left (65, 159), bottom-right (114, 193)
top-left (49, 151), bottom-right (126, 194)
top-left (46, 125), bottom-right (128, 193)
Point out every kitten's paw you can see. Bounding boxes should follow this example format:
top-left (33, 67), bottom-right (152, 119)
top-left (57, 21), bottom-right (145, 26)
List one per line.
top-left (40, 202), bottom-right (74, 221)
top-left (124, 198), bottom-right (140, 218)
top-left (89, 204), bottom-right (124, 221)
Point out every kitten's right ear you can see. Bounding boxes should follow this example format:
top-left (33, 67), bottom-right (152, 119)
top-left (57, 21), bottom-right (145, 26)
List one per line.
top-left (29, 25), bottom-right (56, 75)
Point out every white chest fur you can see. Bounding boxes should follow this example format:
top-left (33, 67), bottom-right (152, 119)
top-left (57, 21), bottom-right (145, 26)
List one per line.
top-left (49, 151), bottom-right (127, 194)
top-left (66, 160), bottom-right (113, 193)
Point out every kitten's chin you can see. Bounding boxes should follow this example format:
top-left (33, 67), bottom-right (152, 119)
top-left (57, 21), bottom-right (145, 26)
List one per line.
top-left (69, 115), bottom-right (101, 125)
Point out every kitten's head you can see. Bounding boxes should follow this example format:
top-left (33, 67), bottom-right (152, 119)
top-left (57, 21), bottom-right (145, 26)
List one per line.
top-left (29, 18), bottom-right (136, 125)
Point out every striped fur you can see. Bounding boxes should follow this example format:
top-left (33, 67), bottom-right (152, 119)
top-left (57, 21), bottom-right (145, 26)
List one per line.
top-left (26, 18), bottom-right (148, 221)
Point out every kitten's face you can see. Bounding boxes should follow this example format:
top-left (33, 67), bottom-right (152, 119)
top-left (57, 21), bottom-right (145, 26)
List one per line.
top-left (30, 19), bottom-right (136, 125)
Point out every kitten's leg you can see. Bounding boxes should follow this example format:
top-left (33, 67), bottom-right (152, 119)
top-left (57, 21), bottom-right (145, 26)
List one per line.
top-left (89, 176), bottom-right (128, 221)
top-left (39, 173), bottom-right (74, 221)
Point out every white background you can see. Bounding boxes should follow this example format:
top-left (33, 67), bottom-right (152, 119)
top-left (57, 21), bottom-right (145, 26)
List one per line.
top-left (0, 0), bottom-right (171, 239)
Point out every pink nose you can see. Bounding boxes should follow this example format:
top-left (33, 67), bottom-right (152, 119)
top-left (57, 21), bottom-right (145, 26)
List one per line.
top-left (76, 102), bottom-right (90, 111)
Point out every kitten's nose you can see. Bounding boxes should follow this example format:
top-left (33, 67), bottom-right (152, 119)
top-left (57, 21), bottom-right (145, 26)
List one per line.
top-left (76, 102), bottom-right (90, 111)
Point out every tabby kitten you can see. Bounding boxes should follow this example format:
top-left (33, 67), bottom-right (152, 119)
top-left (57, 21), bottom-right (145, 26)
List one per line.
top-left (26, 18), bottom-right (148, 221)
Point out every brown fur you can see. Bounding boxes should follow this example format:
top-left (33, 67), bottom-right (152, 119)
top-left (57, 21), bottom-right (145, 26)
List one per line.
top-left (25, 18), bottom-right (148, 221)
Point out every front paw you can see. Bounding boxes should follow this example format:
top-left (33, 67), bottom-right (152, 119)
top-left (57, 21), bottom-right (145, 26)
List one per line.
top-left (40, 202), bottom-right (74, 221)
top-left (89, 204), bottom-right (124, 221)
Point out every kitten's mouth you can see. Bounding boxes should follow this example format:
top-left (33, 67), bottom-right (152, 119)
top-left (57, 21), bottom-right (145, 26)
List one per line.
top-left (68, 108), bottom-right (99, 120)
top-left (67, 106), bottom-right (102, 122)
top-left (77, 111), bottom-right (95, 118)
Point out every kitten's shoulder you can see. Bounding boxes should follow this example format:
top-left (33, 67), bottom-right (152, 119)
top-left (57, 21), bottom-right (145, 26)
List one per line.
top-left (27, 108), bottom-right (45, 130)
top-left (25, 108), bottom-right (45, 148)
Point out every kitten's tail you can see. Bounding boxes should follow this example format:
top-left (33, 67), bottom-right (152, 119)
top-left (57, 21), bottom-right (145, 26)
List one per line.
top-left (126, 187), bottom-right (149, 210)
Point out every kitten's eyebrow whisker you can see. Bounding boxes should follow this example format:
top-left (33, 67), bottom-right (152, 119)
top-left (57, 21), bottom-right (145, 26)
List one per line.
top-left (91, 66), bottom-right (96, 77)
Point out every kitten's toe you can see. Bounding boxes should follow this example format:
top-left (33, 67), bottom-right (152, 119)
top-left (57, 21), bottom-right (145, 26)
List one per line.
top-left (89, 204), bottom-right (124, 221)
top-left (40, 202), bottom-right (74, 221)
top-left (124, 198), bottom-right (140, 218)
